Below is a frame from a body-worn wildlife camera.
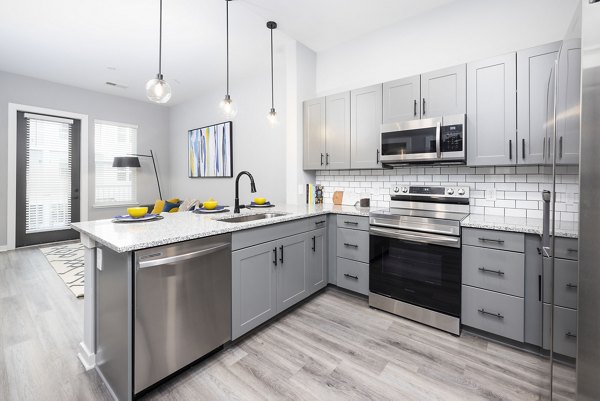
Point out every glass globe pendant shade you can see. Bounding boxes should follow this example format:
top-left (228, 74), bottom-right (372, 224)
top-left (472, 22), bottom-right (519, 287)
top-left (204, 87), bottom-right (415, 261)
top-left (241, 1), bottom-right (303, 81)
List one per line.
top-left (219, 94), bottom-right (238, 118)
top-left (146, 74), bottom-right (172, 104)
top-left (267, 108), bottom-right (278, 125)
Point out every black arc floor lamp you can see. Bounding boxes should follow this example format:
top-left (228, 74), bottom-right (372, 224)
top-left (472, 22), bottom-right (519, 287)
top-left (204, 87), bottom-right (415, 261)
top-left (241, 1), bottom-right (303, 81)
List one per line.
top-left (113, 150), bottom-right (163, 200)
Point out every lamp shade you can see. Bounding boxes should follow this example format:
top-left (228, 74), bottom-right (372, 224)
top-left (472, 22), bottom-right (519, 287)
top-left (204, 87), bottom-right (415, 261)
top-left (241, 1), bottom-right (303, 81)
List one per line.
top-left (112, 156), bottom-right (141, 168)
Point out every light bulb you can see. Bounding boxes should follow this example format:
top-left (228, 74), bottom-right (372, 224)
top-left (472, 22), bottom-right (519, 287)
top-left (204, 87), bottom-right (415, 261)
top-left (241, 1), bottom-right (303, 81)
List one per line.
top-left (219, 95), bottom-right (238, 118)
top-left (146, 74), bottom-right (172, 103)
top-left (267, 108), bottom-right (278, 125)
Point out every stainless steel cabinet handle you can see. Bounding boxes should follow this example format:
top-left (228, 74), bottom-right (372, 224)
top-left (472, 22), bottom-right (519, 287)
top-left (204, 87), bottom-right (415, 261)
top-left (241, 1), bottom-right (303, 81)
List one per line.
top-left (344, 243), bottom-right (358, 248)
top-left (315, 220), bottom-right (326, 225)
top-left (435, 122), bottom-right (441, 159)
top-left (279, 245), bottom-right (284, 263)
top-left (478, 308), bottom-right (504, 319)
top-left (559, 136), bottom-right (563, 159)
top-left (273, 247), bottom-right (278, 266)
top-left (567, 248), bottom-right (578, 253)
top-left (320, 153), bottom-right (324, 166)
top-left (509, 139), bottom-right (513, 160)
top-left (478, 237), bottom-right (505, 244)
top-left (543, 138), bottom-right (546, 161)
top-left (422, 98), bottom-right (426, 115)
top-left (478, 267), bottom-right (505, 276)
top-left (522, 138), bottom-right (525, 160)
top-left (344, 273), bottom-right (359, 280)
top-left (326, 153), bottom-right (330, 165)
top-left (344, 221), bottom-right (359, 226)
top-left (413, 99), bottom-right (417, 116)
top-left (566, 331), bottom-right (577, 339)
top-left (566, 283), bottom-right (578, 289)
top-left (138, 243), bottom-right (230, 269)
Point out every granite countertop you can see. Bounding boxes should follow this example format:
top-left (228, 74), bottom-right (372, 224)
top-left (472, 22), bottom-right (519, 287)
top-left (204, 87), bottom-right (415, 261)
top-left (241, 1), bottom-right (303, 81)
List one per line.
top-left (71, 204), bottom-right (370, 253)
top-left (461, 214), bottom-right (578, 239)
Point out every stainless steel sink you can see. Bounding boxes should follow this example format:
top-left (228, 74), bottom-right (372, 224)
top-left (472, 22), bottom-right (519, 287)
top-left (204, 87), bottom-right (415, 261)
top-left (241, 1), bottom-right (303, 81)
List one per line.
top-left (217, 212), bottom-right (288, 223)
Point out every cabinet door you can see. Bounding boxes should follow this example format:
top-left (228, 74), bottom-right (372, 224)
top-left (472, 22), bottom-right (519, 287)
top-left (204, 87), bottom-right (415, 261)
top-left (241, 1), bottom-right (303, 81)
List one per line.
top-left (517, 42), bottom-right (561, 165)
top-left (556, 40), bottom-right (581, 165)
top-left (232, 241), bottom-right (278, 340)
top-left (421, 64), bottom-right (466, 118)
top-left (306, 228), bottom-right (327, 295)
top-left (277, 233), bottom-right (308, 313)
top-left (303, 97), bottom-right (326, 170)
top-left (383, 75), bottom-right (421, 123)
top-left (351, 84), bottom-right (383, 169)
top-left (467, 53), bottom-right (517, 166)
top-left (325, 92), bottom-right (351, 169)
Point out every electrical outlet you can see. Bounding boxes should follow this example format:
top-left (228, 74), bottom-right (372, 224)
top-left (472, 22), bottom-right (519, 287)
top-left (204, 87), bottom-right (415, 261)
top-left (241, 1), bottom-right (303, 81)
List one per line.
top-left (485, 188), bottom-right (497, 201)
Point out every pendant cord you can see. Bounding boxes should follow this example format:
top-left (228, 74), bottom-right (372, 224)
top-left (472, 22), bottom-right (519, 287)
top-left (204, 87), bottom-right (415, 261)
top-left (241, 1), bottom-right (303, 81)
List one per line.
top-left (226, 0), bottom-right (230, 96)
top-left (270, 27), bottom-right (274, 109)
top-left (158, 0), bottom-right (163, 76)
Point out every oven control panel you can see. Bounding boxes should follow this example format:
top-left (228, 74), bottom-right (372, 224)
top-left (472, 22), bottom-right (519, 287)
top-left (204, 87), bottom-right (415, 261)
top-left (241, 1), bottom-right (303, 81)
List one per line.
top-left (391, 185), bottom-right (469, 199)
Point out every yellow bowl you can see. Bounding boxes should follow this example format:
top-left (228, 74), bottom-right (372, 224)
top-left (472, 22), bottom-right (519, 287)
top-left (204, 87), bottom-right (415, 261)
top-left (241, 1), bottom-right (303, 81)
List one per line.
top-left (253, 197), bottom-right (267, 205)
top-left (203, 200), bottom-right (218, 210)
top-left (127, 207), bottom-right (148, 218)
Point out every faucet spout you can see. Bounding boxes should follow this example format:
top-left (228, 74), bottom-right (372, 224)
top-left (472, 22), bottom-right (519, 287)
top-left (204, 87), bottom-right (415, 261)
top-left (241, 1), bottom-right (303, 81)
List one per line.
top-left (234, 171), bottom-right (257, 213)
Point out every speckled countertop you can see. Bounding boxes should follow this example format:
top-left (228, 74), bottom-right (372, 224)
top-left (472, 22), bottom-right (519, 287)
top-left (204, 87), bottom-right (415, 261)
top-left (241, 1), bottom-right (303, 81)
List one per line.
top-left (71, 204), bottom-right (370, 253)
top-left (461, 214), bottom-right (578, 239)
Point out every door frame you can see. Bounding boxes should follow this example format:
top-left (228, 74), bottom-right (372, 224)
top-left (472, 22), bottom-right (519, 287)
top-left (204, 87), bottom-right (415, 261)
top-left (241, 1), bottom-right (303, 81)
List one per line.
top-left (6, 103), bottom-right (89, 251)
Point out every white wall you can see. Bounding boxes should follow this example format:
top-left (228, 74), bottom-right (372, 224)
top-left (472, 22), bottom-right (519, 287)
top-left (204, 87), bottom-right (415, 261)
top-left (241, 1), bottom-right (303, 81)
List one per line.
top-left (316, 0), bottom-right (579, 96)
top-left (0, 71), bottom-right (170, 247)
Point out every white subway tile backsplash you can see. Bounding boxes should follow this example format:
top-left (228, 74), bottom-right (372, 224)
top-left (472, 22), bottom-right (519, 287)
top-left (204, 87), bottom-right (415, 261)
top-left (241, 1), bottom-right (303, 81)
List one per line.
top-left (505, 175), bottom-right (527, 183)
top-left (495, 166), bottom-right (516, 174)
top-left (485, 175), bottom-right (504, 183)
top-left (505, 208), bottom-right (527, 218)
top-left (516, 183), bottom-right (539, 192)
top-left (476, 167), bottom-right (495, 175)
top-left (516, 200), bottom-right (539, 209)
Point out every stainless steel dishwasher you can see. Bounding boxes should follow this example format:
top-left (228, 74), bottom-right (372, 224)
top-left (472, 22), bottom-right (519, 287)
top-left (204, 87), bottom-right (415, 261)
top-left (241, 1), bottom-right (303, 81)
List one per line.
top-left (134, 234), bottom-right (232, 394)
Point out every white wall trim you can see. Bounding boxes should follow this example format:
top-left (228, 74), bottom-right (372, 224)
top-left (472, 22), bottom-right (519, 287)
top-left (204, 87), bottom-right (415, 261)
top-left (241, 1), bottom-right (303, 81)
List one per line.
top-left (6, 103), bottom-right (89, 251)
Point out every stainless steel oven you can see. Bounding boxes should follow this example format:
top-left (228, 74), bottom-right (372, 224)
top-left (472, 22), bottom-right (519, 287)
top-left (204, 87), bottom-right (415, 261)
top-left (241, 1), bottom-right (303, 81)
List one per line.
top-left (380, 114), bottom-right (466, 165)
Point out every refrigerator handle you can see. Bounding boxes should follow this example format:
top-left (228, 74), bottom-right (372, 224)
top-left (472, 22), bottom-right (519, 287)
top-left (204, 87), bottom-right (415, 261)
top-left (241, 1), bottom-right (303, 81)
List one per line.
top-left (542, 190), bottom-right (551, 248)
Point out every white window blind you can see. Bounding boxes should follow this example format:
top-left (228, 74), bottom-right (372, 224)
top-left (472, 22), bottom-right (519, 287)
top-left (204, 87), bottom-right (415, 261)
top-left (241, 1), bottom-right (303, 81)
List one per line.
top-left (25, 114), bottom-right (74, 233)
top-left (94, 120), bottom-right (138, 206)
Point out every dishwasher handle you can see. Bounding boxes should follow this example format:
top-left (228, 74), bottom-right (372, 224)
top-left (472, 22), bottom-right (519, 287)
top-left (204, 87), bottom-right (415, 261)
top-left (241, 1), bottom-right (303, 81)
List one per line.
top-left (138, 242), bottom-right (230, 269)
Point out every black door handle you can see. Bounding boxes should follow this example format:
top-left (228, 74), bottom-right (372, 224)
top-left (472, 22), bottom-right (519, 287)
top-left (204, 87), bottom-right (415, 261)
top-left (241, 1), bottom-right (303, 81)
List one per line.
top-left (422, 98), bottom-right (426, 115)
top-left (522, 138), bottom-right (525, 160)
top-left (320, 153), bottom-right (324, 165)
top-left (376, 149), bottom-right (380, 164)
top-left (279, 245), bottom-right (284, 263)
top-left (273, 248), bottom-right (277, 266)
top-left (344, 273), bottom-right (358, 280)
top-left (509, 139), bottom-right (513, 160)
top-left (312, 236), bottom-right (316, 252)
top-left (344, 243), bottom-right (358, 249)
top-left (413, 99), bottom-right (417, 116)
top-left (559, 136), bottom-right (563, 159)
top-left (326, 153), bottom-right (330, 165)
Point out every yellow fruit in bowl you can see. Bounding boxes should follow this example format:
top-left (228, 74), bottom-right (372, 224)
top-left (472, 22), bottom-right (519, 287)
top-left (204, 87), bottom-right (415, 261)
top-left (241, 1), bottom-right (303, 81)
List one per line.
top-left (253, 197), bottom-right (267, 205)
top-left (203, 198), bottom-right (218, 210)
top-left (128, 207), bottom-right (148, 218)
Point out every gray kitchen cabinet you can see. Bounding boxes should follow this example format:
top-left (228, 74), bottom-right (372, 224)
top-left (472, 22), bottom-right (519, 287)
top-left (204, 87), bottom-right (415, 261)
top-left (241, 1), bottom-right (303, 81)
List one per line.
top-left (556, 39), bottom-right (581, 165)
top-left (524, 234), bottom-right (543, 347)
top-left (543, 304), bottom-right (578, 359)
top-left (277, 233), bottom-right (308, 313)
top-left (325, 92), bottom-right (351, 169)
top-left (383, 75), bottom-right (421, 123)
top-left (232, 240), bottom-right (278, 340)
top-left (306, 228), bottom-right (327, 295)
top-left (351, 84), bottom-right (383, 169)
top-left (303, 97), bottom-right (326, 170)
top-left (517, 42), bottom-right (561, 165)
top-left (467, 53), bottom-right (517, 166)
top-left (421, 64), bottom-right (466, 118)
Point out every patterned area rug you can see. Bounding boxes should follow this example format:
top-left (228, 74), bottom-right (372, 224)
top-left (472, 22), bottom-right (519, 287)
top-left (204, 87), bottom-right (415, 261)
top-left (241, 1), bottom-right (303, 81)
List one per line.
top-left (40, 242), bottom-right (85, 298)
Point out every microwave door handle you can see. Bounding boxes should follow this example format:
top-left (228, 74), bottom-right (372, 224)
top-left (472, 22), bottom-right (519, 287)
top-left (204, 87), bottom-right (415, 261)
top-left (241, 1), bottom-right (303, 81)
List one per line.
top-left (436, 122), bottom-right (441, 158)
top-left (370, 226), bottom-right (460, 248)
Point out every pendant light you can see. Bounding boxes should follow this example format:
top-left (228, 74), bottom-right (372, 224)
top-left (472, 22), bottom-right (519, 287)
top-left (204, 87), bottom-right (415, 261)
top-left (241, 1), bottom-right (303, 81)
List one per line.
top-left (266, 21), bottom-right (278, 125)
top-left (219, 0), bottom-right (237, 117)
top-left (146, 0), bottom-right (172, 103)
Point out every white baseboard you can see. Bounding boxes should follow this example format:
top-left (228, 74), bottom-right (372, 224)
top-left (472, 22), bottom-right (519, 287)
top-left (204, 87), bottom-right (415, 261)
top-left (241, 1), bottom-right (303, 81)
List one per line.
top-left (77, 341), bottom-right (96, 370)
top-left (0, 245), bottom-right (9, 253)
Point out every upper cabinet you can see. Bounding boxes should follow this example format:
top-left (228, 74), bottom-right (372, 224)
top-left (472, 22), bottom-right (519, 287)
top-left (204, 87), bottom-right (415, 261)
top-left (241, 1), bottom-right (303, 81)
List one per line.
top-left (350, 84), bottom-right (383, 169)
top-left (383, 75), bottom-right (421, 123)
top-left (303, 97), bottom-right (326, 170)
top-left (517, 42), bottom-right (561, 165)
top-left (325, 92), bottom-right (351, 169)
top-left (421, 64), bottom-right (467, 118)
top-left (556, 39), bottom-right (581, 165)
top-left (467, 53), bottom-right (517, 166)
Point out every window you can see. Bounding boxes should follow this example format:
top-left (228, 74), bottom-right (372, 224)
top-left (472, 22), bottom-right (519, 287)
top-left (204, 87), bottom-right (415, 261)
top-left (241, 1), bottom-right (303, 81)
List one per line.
top-left (94, 120), bottom-right (138, 206)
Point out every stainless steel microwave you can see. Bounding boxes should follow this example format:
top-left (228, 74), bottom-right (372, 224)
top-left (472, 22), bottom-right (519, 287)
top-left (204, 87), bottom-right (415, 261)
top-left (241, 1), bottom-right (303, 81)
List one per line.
top-left (380, 114), bottom-right (466, 165)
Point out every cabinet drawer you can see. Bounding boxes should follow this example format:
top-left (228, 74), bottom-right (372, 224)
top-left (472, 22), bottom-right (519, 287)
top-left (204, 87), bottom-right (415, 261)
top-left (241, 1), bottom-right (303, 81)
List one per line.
top-left (336, 258), bottom-right (369, 295)
top-left (462, 228), bottom-right (524, 252)
top-left (543, 304), bottom-right (577, 358)
top-left (337, 215), bottom-right (369, 231)
top-left (462, 245), bottom-right (525, 297)
top-left (553, 237), bottom-right (579, 261)
top-left (543, 258), bottom-right (578, 309)
top-left (337, 228), bottom-right (369, 263)
top-left (462, 285), bottom-right (524, 342)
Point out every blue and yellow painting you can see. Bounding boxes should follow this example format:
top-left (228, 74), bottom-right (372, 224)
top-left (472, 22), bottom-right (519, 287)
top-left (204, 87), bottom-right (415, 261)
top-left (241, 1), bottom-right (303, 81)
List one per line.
top-left (188, 121), bottom-right (232, 177)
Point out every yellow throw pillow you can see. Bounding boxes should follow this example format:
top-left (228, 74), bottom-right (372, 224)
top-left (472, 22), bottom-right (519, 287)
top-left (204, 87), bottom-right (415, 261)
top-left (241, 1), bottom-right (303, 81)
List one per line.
top-left (167, 198), bottom-right (180, 203)
top-left (151, 199), bottom-right (166, 214)
top-left (168, 207), bottom-right (179, 213)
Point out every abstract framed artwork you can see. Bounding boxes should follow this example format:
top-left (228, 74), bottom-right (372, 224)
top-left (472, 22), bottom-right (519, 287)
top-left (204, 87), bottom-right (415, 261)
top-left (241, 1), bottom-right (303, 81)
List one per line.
top-left (188, 121), bottom-right (233, 178)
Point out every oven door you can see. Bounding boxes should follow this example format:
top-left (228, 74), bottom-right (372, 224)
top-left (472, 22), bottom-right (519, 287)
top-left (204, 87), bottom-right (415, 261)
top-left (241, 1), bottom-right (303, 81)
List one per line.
top-left (380, 117), bottom-right (442, 163)
top-left (369, 226), bottom-right (461, 317)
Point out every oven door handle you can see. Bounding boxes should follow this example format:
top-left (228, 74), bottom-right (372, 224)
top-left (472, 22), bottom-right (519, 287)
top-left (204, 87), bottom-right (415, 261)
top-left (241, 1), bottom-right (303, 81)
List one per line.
top-left (370, 226), bottom-right (460, 248)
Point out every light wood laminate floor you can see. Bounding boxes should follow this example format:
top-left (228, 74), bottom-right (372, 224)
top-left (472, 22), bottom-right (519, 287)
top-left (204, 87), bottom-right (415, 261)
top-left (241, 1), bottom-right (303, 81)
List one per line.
top-left (0, 247), bottom-right (575, 400)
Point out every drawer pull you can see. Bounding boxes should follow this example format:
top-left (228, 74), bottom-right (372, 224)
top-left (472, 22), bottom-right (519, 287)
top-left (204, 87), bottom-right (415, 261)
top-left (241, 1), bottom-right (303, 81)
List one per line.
top-left (315, 220), bottom-right (326, 225)
top-left (566, 331), bottom-right (577, 339)
top-left (567, 248), bottom-right (578, 254)
top-left (478, 308), bottom-right (504, 319)
top-left (344, 273), bottom-right (359, 280)
top-left (566, 283), bottom-right (578, 289)
top-left (344, 221), bottom-right (359, 225)
top-left (478, 237), bottom-right (505, 244)
top-left (344, 243), bottom-right (359, 249)
top-left (478, 267), bottom-right (505, 276)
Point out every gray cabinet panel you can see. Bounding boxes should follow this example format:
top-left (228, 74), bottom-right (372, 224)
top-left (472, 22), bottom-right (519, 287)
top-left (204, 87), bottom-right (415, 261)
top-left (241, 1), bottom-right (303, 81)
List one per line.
top-left (336, 228), bottom-right (369, 263)
top-left (544, 257), bottom-right (578, 309)
top-left (336, 214), bottom-right (369, 231)
top-left (336, 257), bottom-right (369, 296)
top-left (351, 84), bottom-right (383, 169)
top-left (325, 92), bottom-right (351, 169)
top-left (467, 53), bottom-right (517, 166)
top-left (303, 97), bottom-right (326, 170)
top-left (524, 234), bottom-right (543, 347)
top-left (556, 40), bottom-right (581, 165)
top-left (462, 285), bottom-right (525, 342)
top-left (553, 237), bottom-right (579, 261)
top-left (543, 304), bottom-right (577, 358)
top-left (517, 42), bottom-right (561, 165)
top-left (277, 234), bottom-right (308, 313)
top-left (327, 216), bottom-right (337, 285)
top-left (462, 245), bottom-right (525, 297)
top-left (462, 228), bottom-right (524, 252)
top-left (306, 228), bottom-right (327, 294)
top-left (421, 64), bottom-right (466, 118)
top-left (383, 75), bottom-right (421, 123)
top-left (232, 241), bottom-right (277, 340)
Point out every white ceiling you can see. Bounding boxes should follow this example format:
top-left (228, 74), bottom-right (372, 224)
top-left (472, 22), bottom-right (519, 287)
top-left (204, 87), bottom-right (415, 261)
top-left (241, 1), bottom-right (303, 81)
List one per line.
top-left (0, 0), bottom-right (456, 105)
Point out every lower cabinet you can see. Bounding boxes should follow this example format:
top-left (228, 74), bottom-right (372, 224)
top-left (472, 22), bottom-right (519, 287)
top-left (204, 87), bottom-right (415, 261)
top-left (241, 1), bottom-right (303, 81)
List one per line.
top-left (307, 228), bottom-right (327, 293)
top-left (336, 257), bottom-right (369, 296)
top-left (277, 233), bottom-right (309, 313)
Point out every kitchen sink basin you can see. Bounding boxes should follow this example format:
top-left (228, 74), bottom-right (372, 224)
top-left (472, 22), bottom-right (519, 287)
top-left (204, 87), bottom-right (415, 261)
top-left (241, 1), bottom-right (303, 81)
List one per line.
top-left (217, 212), bottom-right (288, 223)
